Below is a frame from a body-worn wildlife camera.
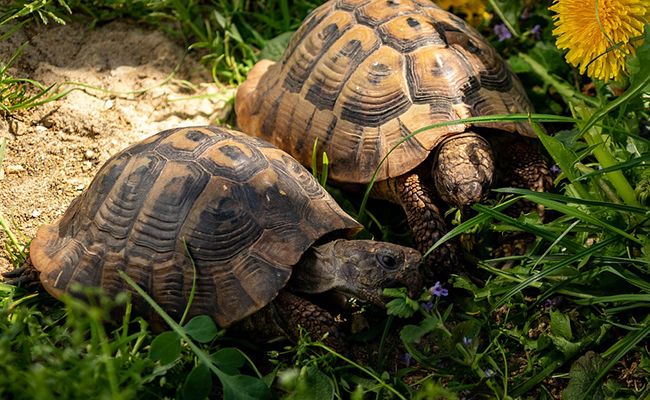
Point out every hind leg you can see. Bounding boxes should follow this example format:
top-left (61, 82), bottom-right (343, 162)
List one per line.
top-left (2, 258), bottom-right (42, 289)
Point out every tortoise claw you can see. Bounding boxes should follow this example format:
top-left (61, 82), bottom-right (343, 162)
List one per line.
top-left (2, 262), bottom-right (42, 290)
top-left (2, 265), bottom-right (28, 279)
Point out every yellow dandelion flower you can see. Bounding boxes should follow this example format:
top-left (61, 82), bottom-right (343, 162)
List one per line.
top-left (550, 0), bottom-right (650, 82)
top-left (435, 0), bottom-right (489, 27)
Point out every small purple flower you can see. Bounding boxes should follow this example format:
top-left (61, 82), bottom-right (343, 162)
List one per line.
top-left (404, 352), bottom-right (413, 367)
top-left (520, 7), bottom-right (533, 19)
top-left (545, 296), bottom-right (564, 311)
top-left (531, 24), bottom-right (542, 39)
top-left (550, 164), bottom-right (562, 180)
top-left (463, 337), bottom-right (473, 346)
top-left (421, 301), bottom-right (435, 313)
top-left (461, 389), bottom-right (475, 400)
top-left (484, 369), bottom-right (495, 377)
top-left (430, 281), bottom-right (448, 297)
top-left (494, 24), bottom-right (512, 42)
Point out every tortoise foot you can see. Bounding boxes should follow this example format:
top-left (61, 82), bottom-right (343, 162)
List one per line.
top-left (395, 173), bottom-right (460, 280)
top-left (273, 291), bottom-right (348, 356)
top-left (2, 259), bottom-right (43, 290)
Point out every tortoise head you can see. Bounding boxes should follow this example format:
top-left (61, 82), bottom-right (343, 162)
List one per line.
top-left (432, 132), bottom-right (495, 216)
top-left (290, 239), bottom-right (423, 307)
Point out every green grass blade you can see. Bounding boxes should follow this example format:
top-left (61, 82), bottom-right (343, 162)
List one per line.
top-left (421, 197), bottom-right (521, 259)
top-left (573, 294), bottom-right (650, 305)
top-left (575, 153), bottom-right (650, 181)
top-left (493, 188), bottom-right (649, 215)
top-left (522, 196), bottom-right (642, 245)
top-left (491, 235), bottom-right (620, 310)
top-left (473, 203), bottom-right (585, 252)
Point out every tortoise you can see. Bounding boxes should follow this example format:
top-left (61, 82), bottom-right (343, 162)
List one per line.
top-left (235, 0), bottom-right (552, 274)
top-left (4, 126), bottom-right (422, 350)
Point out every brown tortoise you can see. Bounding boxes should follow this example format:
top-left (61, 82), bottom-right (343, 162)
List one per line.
top-left (236, 0), bottom-right (552, 274)
top-left (5, 126), bottom-right (422, 350)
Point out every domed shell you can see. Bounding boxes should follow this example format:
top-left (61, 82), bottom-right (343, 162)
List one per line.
top-left (29, 126), bottom-right (362, 328)
top-left (236, 0), bottom-right (536, 184)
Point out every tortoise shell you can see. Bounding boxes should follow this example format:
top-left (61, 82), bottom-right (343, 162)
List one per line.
top-left (236, 0), bottom-right (536, 184)
top-left (29, 126), bottom-right (361, 328)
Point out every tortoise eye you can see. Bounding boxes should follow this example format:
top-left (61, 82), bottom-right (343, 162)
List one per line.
top-left (377, 253), bottom-right (398, 271)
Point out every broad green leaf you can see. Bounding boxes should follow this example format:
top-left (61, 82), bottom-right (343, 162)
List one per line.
top-left (531, 118), bottom-right (584, 190)
top-left (286, 365), bottom-right (335, 400)
top-left (221, 374), bottom-right (274, 400)
top-left (550, 309), bottom-right (572, 341)
top-left (385, 297), bottom-right (419, 318)
top-left (400, 318), bottom-right (442, 344)
top-left (149, 331), bottom-right (181, 365)
top-left (184, 315), bottom-right (218, 343)
top-left (259, 31), bottom-right (294, 61)
top-left (626, 24), bottom-right (650, 89)
top-left (507, 55), bottom-right (531, 73)
top-left (563, 352), bottom-right (606, 400)
top-left (517, 53), bottom-right (599, 107)
top-left (529, 41), bottom-right (571, 75)
top-left (211, 348), bottom-right (246, 375)
top-left (183, 363), bottom-right (212, 400)
top-left (213, 10), bottom-right (227, 29)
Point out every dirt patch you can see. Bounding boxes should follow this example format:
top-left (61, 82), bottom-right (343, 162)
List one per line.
top-left (0, 18), bottom-right (232, 273)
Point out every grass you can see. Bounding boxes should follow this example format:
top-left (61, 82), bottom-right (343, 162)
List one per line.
top-left (1, 0), bottom-right (650, 399)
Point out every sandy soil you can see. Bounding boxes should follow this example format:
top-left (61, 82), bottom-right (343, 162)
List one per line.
top-left (0, 18), bottom-right (233, 273)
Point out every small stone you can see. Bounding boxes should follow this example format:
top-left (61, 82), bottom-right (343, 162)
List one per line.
top-left (82, 161), bottom-right (93, 171)
top-left (5, 165), bottom-right (24, 174)
top-left (104, 99), bottom-right (114, 109)
top-left (75, 184), bottom-right (85, 191)
top-left (32, 210), bottom-right (41, 218)
top-left (84, 150), bottom-right (96, 159)
top-left (36, 125), bottom-right (47, 132)
top-left (9, 121), bottom-right (26, 136)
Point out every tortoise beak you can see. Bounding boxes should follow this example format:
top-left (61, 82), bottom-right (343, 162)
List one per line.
top-left (405, 266), bottom-right (423, 299)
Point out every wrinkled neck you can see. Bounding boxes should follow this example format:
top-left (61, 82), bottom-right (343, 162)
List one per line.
top-left (287, 240), bottom-right (343, 295)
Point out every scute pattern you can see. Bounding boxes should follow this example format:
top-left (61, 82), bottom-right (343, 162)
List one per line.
top-left (236, 0), bottom-right (536, 184)
top-left (29, 126), bottom-right (362, 328)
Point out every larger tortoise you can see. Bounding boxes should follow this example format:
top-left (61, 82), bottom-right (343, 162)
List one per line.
top-left (236, 0), bottom-right (552, 273)
top-left (6, 126), bottom-right (422, 350)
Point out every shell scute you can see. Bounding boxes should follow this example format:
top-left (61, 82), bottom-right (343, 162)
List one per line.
top-left (94, 153), bottom-right (167, 240)
top-left (336, 46), bottom-right (410, 128)
top-left (154, 127), bottom-right (224, 160)
top-left (282, 10), bottom-right (355, 94)
top-left (378, 14), bottom-right (447, 52)
top-left (197, 138), bottom-right (270, 183)
top-left (355, 0), bottom-right (418, 26)
top-left (303, 24), bottom-right (381, 112)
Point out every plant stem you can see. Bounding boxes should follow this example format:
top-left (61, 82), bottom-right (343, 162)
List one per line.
top-left (576, 106), bottom-right (642, 208)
